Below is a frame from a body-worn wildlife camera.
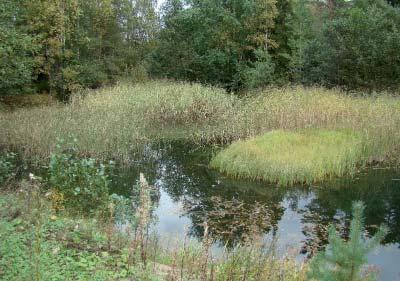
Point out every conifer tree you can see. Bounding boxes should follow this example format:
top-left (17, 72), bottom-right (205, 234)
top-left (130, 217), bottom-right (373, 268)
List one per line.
top-left (308, 201), bottom-right (387, 281)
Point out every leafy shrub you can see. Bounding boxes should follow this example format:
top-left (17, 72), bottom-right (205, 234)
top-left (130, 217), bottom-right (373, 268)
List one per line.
top-left (308, 201), bottom-right (387, 281)
top-left (76, 62), bottom-right (109, 89)
top-left (48, 138), bottom-right (113, 214)
top-left (0, 152), bottom-right (16, 186)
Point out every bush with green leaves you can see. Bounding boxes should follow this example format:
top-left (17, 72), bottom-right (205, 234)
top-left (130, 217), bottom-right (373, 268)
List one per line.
top-left (300, 0), bottom-right (400, 90)
top-left (308, 201), bottom-right (387, 281)
top-left (48, 138), bottom-right (113, 214)
top-left (0, 152), bottom-right (16, 186)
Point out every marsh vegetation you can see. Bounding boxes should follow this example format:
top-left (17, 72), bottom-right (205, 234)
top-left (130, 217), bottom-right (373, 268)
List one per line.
top-left (1, 0), bottom-right (400, 280)
top-left (1, 81), bottom-right (400, 280)
top-left (1, 81), bottom-right (399, 166)
top-left (210, 129), bottom-right (368, 186)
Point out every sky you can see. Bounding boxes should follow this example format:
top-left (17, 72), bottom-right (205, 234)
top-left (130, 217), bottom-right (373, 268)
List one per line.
top-left (156, 0), bottom-right (166, 11)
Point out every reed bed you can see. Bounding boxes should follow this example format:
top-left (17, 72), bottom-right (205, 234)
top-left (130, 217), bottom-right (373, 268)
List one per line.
top-left (241, 88), bottom-right (400, 142)
top-left (210, 129), bottom-right (369, 186)
top-left (0, 81), bottom-right (399, 163)
top-left (0, 81), bottom-right (236, 160)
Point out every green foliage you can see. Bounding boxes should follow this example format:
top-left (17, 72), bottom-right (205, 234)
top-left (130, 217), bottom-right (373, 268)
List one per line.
top-left (0, 0), bottom-right (37, 95)
top-left (308, 201), bottom-right (387, 281)
top-left (289, 0), bottom-right (319, 82)
top-left (270, 0), bottom-right (294, 81)
top-left (0, 191), bottom-right (162, 281)
top-left (2, 0), bottom-right (400, 93)
top-left (300, 0), bottom-right (400, 90)
top-left (0, 152), bottom-right (16, 186)
top-left (0, 0), bottom-right (157, 98)
top-left (151, 0), bottom-right (400, 91)
top-left (151, 0), bottom-right (278, 91)
top-left (48, 137), bottom-right (113, 214)
top-left (0, 188), bottom-right (308, 281)
top-left (242, 49), bottom-right (275, 89)
top-left (1, 0), bottom-right (400, 93)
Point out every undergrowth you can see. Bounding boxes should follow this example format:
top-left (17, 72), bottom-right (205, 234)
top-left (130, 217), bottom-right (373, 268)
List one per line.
top-left (0, 152), bottom-right (16, 186)
top-left (47, 137), bottom-right (114, 214)
top-left (0, 188), bottom-right (160, 281)
top-left (0, 178), bottom-right (385, 281)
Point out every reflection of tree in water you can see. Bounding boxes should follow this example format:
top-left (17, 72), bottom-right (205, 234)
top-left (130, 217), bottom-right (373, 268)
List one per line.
top-left (140, 141), bottom-right (286, 245)
top-left (182, 196), bottom-right (284, 247)
top-left (111, 141), bottom-right (400, 253)
top-left (299, 169), bottom-right (400, 257)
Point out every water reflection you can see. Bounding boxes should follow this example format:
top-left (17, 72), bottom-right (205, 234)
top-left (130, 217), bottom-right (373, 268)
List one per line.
top-left (300, 170), bottom-right (400, 253)
top-left (110, 141), bottom-right (400, 280)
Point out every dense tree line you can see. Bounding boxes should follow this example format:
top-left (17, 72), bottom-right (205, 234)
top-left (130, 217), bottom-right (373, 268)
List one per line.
top-left (0, 0), bottom-right (157, 99)
top-left (299, 0), bottom-right (400, 90)
top-left (1, 0), bottom-right (400, 97)
top-left (150, 0), bottom-right (279, 91)
top-left (151, 0), bottom-right (400, 91)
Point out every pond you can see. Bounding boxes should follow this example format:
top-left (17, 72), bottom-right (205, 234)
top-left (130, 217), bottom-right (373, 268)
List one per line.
top-left (111, 141), bottom-right (400, 281)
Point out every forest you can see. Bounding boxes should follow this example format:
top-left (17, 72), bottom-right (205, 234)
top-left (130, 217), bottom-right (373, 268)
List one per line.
top-left (1, 0), bottom-right (400, 281)
top-left (1, 0), bottom-right (400, 99)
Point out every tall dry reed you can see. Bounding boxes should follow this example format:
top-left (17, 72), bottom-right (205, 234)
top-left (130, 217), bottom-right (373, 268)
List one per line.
top-left (0, 82), bottom-right (399, 162)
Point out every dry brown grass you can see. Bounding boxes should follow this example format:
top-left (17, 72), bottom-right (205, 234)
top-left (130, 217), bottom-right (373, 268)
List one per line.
top-left (0, 82), bottom-right (399, 163)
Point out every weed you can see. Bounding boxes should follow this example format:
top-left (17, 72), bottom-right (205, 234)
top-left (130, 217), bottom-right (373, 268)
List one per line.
top-left (47, 137), bottom-right (114, 214)
top-left (129, 173), bottom-right (153, 266)
top-left (0, 152), bottom-right (16, 187)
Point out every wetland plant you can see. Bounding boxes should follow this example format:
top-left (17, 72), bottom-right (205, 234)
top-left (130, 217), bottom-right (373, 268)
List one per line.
top-left (1, 82), bottom-right (399, 161)
top-left (210, 129), bottom-right (369, 186)
top-left (128, 173), bottom-right (153, 266)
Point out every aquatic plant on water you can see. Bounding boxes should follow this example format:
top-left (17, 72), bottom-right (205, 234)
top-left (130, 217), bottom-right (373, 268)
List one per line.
top-left (210, 129), bottom-right (369, 186)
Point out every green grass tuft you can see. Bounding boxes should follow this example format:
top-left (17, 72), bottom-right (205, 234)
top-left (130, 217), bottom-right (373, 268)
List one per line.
top-left (210, 129), bottom-right (369, 186)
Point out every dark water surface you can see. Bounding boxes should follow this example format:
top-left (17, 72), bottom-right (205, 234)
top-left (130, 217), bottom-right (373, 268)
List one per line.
top-left (111, 142), bottom-right (400, 281)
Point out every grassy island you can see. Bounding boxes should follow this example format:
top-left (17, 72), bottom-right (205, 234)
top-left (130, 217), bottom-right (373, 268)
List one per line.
top-left (210, 130), bottom-right (369, 186)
